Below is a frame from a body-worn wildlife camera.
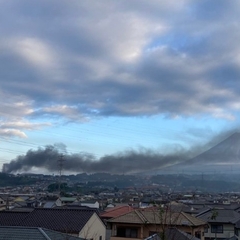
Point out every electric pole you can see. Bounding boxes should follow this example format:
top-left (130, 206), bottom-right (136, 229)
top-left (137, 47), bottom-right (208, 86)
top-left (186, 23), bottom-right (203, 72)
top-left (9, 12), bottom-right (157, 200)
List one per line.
top-left (57, 154), bottom-right (65, 195)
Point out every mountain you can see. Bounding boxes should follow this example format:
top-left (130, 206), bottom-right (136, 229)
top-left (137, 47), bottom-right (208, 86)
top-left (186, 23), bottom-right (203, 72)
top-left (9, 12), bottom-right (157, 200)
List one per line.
top-left (161, 132), bottom-right (240, 174)
top-left (188, 132), bottom-right (240, 165)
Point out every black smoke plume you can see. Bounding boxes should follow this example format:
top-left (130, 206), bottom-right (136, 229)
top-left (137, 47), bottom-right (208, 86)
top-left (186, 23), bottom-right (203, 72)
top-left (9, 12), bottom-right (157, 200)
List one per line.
top-left (4, 129), bottom-right (238, 174)
top-left (4, 144), bottom-right (194, 174)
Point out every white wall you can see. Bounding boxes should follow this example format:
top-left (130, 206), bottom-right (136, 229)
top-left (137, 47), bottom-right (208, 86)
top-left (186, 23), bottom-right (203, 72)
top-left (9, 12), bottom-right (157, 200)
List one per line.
top-left (79, 213), bottom-right (106, 240)
top-left (204, 223), bottom-right (235, 239)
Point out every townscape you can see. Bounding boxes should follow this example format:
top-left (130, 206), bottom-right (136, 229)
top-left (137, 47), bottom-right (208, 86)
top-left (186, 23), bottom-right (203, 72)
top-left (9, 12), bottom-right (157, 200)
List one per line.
top-left (2, 1), bottom-right (240, 239)
top-left (0, 171), bottom-right (240, 240)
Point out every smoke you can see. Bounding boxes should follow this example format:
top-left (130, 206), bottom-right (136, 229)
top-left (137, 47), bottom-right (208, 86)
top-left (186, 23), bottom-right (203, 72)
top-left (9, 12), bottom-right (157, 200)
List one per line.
top-left (4, 144), bottom-right (196, 174)
top-left (4, 129), bottom-right (239, 174)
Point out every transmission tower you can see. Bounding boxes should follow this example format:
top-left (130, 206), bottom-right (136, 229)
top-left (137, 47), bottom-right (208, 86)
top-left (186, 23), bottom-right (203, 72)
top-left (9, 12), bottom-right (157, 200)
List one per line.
top-left (57, 154), bottom-right (65, 195)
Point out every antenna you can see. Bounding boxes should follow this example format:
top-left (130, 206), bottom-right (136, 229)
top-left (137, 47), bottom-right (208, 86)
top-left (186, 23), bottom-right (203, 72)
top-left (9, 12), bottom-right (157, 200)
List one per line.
top-left (57, 154), bottom-right (65, 195)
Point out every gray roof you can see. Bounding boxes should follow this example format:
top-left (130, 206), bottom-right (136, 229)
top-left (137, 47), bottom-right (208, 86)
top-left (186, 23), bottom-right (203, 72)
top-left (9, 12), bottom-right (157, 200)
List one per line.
top-left (0, 208), bottom-right (104, 234)
top-left (145, 228), bottom-right (200, 240)
top-left (0, 226), bottom-right (82, 240)
top-left (43, 201), bottom-right (56, 208)
top-left (197, 209), bottom-right (240, 223)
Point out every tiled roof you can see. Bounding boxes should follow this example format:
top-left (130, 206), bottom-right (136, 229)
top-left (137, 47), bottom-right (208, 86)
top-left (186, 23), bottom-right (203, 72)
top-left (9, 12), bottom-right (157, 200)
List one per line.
top-left (10, 207), bottom-right (34, 212)
top-left (197, 209), bottom-right (240, 223)
top-left (100, 205), bottom-right (134, 218)
top-left (109, 209), bottom-right (206, 226)
top-left (145, 228), bottom-right (201, 240)
top-left (0, 208), bottom-right (98, 233)
top-left (0, 211), bottom-right (29, 226)
top-left (43, 201), bottom-right (56, 208)
top-left (80, 200), bottom-right (98, 204)
top-left (21, 208), bottom-right (96, 233)
top-left (0, 226), bottom-right (83, 240)
top-left (0, 195), bottom-right (8, 201)
top-left (59, 197), bottom-right (77, 202)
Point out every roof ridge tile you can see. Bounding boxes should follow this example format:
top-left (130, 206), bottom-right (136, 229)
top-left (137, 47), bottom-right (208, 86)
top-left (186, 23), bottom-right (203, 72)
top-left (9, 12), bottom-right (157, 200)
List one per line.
top-left (135, 210), bottom-right (148, 223)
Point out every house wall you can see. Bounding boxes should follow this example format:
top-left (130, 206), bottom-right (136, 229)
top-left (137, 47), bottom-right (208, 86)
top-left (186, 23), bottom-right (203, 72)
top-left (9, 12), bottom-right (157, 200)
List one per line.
top-left (79, 213), bottom-right (106, 240)
top-left (55, 198), bottom-right (62, 206)
top-left (0, 205), bottom-right (6, 211)
top-left (111, 223), bottom-right (205, 240)
top-left (203, 223), bottom-right (235, 240)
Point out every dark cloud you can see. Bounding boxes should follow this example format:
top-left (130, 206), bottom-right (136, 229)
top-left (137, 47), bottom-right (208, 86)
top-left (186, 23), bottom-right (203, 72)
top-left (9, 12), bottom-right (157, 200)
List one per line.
top-left (0, 0), bottom-right (240, 131)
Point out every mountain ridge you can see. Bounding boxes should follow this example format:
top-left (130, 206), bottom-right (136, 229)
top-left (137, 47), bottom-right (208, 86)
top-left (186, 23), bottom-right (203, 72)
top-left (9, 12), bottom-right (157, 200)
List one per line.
top-left (158, 132), bottom-right (240, 174)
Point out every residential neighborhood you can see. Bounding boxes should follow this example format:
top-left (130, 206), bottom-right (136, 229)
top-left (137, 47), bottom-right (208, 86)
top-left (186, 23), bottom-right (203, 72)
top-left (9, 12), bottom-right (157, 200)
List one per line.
top-left (2, 0), bottom-right (240, 239)
top-left (1, 172), bottom-right (240, 239)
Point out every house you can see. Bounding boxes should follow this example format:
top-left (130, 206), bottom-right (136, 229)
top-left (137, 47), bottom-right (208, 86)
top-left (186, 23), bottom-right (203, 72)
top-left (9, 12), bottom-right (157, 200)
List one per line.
top-left (55, 197), bottom-right (77, 206)
top-left (108, 209), bottom-right (206, 240)
top-left (43, 201), bottom-right (56, 208)
top-left (0, 196), bottom-right (6, 206)
top-left (0, 195), bottom-right (17, 210)
top-left (197, 208), bottom-right (240, 240)
top-left (145, 228), bottom-right (201, 240)
top-left (100, 205), bottom-right (134, 240)
top-left (25, 199), bottom-right (42, 208)
top-left (14, 196), bottom-right (30, 202)
top-left (0, 208), bottom-right (106, 240)
top-left (0, 226), bottom-right (83, 240)
top-left (100, 205), bottom-right (134, 220)
top-left (232, 217), bottom-right (240, 240)
top-left (80, 200), bottom-right (100, 209)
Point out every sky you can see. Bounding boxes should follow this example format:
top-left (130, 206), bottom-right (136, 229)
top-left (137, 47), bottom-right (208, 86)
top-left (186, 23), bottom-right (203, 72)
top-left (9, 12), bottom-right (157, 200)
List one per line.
top-left (1, 0), bottom-right (240, 173)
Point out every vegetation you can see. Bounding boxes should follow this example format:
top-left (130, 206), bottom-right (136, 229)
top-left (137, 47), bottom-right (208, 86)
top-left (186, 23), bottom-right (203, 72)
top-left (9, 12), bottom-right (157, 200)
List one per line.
top-left (0, 173), bottom-right (37, 186)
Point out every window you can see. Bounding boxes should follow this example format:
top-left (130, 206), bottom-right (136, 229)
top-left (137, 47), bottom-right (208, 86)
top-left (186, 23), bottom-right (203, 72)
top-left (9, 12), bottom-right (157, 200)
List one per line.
top-left (195, 231), bottom-right (201, 238)
top-left (99, 236), bottom-right (102, 240)
top-left (117, 227), bottom-right (138, 238)
top-left (211, 224), bottom-right (223, 233)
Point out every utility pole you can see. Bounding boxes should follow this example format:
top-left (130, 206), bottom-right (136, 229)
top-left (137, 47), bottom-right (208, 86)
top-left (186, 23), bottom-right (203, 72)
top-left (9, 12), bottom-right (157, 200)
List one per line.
top-left (6, 194), bottom-right (9, 210)
top-left (57, 154), bottom-right (65, 196)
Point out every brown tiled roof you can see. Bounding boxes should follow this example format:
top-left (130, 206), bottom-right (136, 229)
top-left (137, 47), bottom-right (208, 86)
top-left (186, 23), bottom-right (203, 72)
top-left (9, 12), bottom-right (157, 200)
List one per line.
top-left (0, 208), bottom-right (100, 234)
top-left (100, 205), bottom-right (134, 218)
top-left (109, 209), bottom-right (206, 227)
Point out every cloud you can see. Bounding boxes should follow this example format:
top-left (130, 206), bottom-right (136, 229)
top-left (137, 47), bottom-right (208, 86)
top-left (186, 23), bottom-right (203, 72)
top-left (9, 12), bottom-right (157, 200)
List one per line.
top-left (39, 104), bottom-right (89, 122)
top-left (0, 129), bottom-right (27, 138)
top-left (0, 0), bottom-right (240, 131)
top-left (0, 120), bottom-right (50, 138)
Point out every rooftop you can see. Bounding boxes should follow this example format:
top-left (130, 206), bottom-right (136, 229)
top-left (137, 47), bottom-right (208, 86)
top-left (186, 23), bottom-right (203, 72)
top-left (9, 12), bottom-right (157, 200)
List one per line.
top-left (0, 208), bottom-right (100, 233)
top-left (109, 209), bottom-right (206, 226)
top-left (0, 226), bottom-right (83, 240)
top-left (100, 205), bottom-right (134, 218)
